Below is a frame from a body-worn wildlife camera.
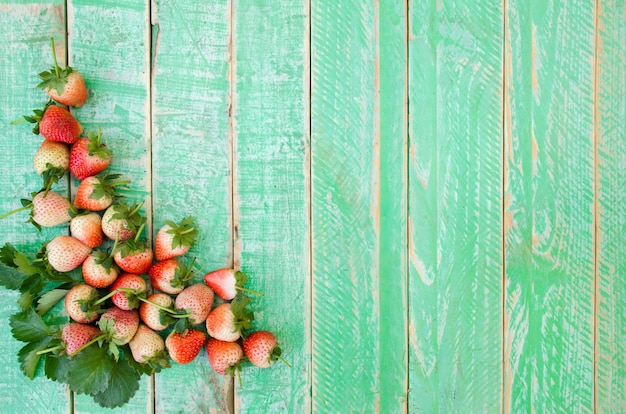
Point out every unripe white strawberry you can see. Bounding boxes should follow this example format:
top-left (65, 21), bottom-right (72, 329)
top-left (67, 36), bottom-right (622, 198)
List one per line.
top-left (64, 284), bottom-right (100, 324)
top-left (70, 212), bottom-right (104, 248)
top-left (62, 322), bottom-right (100, 355)
top-left (129, 325), bottom-right (165, 364)
top-left (33, 140), bottom-right (70, 175)
top-left (47, 235), bottom-right (91, 272)
top-left (32, 191), bottom-right (71, 227)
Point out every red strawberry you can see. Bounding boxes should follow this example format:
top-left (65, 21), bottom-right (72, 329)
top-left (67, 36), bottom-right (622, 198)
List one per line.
top-left (37, 39), bottom-right (88, 107)
top-left (101, 200), bottom-right (146, 241)
top-left (242, 331), bottom-right (287, 369)
top-left (165, 329), bottom-right (206, 364)
top-left (128, 325), bottom-right (169, 370)
top-left (82, 250), bottom-right (119, 288)
top-left (62, 323), bottom-right (101, 356)
top-left (175, 284), bottom-right (214, 325)
top-left (114, 239), bottom-right (153, 274)
top-left (155, 217), bottom-right (198, 261)
top-left (70, 212), bottom-right (104, 248)
top-left (139, 293), bottom-right (175, 331)
top-left (203, 269), bottom-right (262, 301)
top-left (74, 173), bottom-right (128, 211)
top-left (69, 128), bottom-right (112, 180)
top-left (206, 297), bottom-right (254, 342)
top-left (206, 338), bottom-right (243, 376)
top-left (31, 191), bottom-right (72, 227)
top-left (34, 140), bottom-right (69, 176)
top-left (47, 235), bottom-right (91, 272)
top-left (110, 273), bottom-right (147, 310)
top-left (64, 284), bottom-right (100, 324)
top-left (149, 259), bottom-right (195, 295)
top-left (99, 306), bottom-right (139, 345)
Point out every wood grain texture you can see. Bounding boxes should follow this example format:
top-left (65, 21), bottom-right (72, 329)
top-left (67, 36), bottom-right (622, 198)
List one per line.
top-left (407, 1), bottom-right (503, 412)
top-left (504, 1), bottom-right (596, 412)
top-left (68, 0), bottom-right (152, 411)
top-left (233, 1), bottom-right (310, 412)
top-left (0, 2), bottom-right (69, 413)
top-left (150, 0), bottom-right (232, 412)
top-left (596, 0), bottom-right (626, 412)
top-left (311, 0), bottom-right (407, 411)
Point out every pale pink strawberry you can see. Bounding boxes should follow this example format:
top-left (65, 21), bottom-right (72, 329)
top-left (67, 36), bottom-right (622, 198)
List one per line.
top-left (165, 329), bottom-right (206, 365)
top-left (69, 128), bottom-right (112, 180)
top-left (64, 284), bottom-right (100, 324)
top-left (101, 201), bottom-right (146, 241)
top-left (31, 191), bottom-right (71, 227)
top-left (154, 217), bottom-right (198, 261)
top-left (82, 250), bottom-right (119, 288)
top-left (47, 235), bottom-right (91, 272)
top-left (37, 39), bottom-right (88, 107)
top-left (99, 306), bottom-right (139, 346)
top-left (149, 259), bottom-right (194, 295)
top-left (206, 338), bottom-right (243, 375)
top-left (242, 330), bottom-right (286, 369)
top-left (203, 269), bottom-right (262, 301)
top-left (74, 173), bottom-right (128, 211)
top-left (139, 293), bottom-right (174, 331)
top-left (110, 273), bottom-right (147, 310)
top-left (70, 212), bottom-right (104, 248)
top-left (206, 297), bottom-right (253, 342)
top-left (113, 239), bottom-right (153, 275)
top-left (128, 325), bottom-right (168, 366)
top-left (175, 284), bottom-right (214, 325)
top-left (62, 323), bottom-right (101, 356)
top-left (33, 140), bottom-right (70, 176)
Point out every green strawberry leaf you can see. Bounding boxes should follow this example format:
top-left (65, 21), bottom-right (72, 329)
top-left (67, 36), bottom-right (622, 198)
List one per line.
top-left (91, 356), bottom-right (140, 409)
top-left (10, 308), bottom-right (50, 342)
top-left (166, 216), bottom-right (198, 250)
top-left (18, 337), bottom-right (51, 379)
top-left (36, 289), bottom-right (68, 316)
top-left (121, 345), bottom-right (155, 376)
top-left (0, 261), bottom-right (27, 291)
top-left (0, 243), bottom-right (18, 266)
top-left (14, 251), bottom-right (39, 276)
top-left (45, 353), bottom-right (71, 383)
top-left (86, 128), bottom-right (112, 160)
top-left (66, 344), bottom-right (112, 396)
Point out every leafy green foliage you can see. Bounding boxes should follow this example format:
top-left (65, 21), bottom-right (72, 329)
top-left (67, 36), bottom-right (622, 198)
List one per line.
top-left (10, 308), bottom-right (50, 342)
top-left (44, 353), bottom-right (70, 383)
top-left (231, 295), bottom-right (255, 336)
top-left (18, 338), bottom-right (52, 379)
top-left (88, 173), bottom-right (128, 201)
top-left (86, 128), bottom-right (112, 160)
top-left (165, 216), bottom-right (198, 249)
top-left (109, 200), bottom-right (146, 236)
top-left (66, 345), bottom-right (112, 395)
top-left (37, 65), bottom-right (72, 95)
top-left (0, 261), bottom-right (28, 290)
top-left (91, 356), bottom-right (140, 409)
top-left (36, 289), bottom-right (68, 316)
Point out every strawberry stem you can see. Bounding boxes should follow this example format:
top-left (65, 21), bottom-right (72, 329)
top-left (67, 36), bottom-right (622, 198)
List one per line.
top-left (135, 296), bottom-right (178, 315)
top-left (50, 38), bottom-right (61, 79)
top-left (68, 332), bottom-right (107, 357)
top-left (276, 355), bottom-right (291, 368)
top-left (0, 204), bottom-right (31, 220)
top-left (129, 200), bottom-right (145, 217)
top-left (93, 288), bottom-right (120, 306)
top-left (236, 286), bottom-right (264, 297)
top-left (36, 344), bottom-right (64, 355)
top-left (10, 118), bottom-right (26, 125)
top-left (134, 223), bottom-right (146, 243)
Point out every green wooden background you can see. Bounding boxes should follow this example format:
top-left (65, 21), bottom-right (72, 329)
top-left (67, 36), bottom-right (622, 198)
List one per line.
top-left (0, 0), bottom-right (624, 412)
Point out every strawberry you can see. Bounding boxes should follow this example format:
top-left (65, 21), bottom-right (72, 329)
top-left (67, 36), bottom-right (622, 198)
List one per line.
top-left (73, 173), bottom-right (128, 211)
top-left (110, 273), bottom-right (147, 311)
top-left (114, 239), bottom-right (153, 275)
top-left (64, 284), bottom-right (100, 324)
top-left (175, 284), bottom-right (214, 325)
top-left (82, 249), bottom-right (119, 288)
top-left (206, 338), bottom-right (243, 376)
top-left (70, 212), bottom-right (104, 248)
top-left (203, 269), bottom-right (262, 301)
top-left (101, 200), bottom-right (146, 241)
top-left (15, 103), bottom-right (83, 144)
top-left (62, 322), bottom-right (101, 356)
top-left (0, 191), bottom-right (71, 230)
top-left (128, 325), bottom-right (170, 371)
top-left (139, 293), bottom-right (175, 331)
top-left (47, 235), bottom-right (91, 272)
top-left (149, 259), bottom-right (195, 295)
top-left (165, 329), bottom-right (206, 364)
top-left (206, 297), bottom-right (254, 342)
top-left (69, 128), bottom-right (112, 180)
top-left (99, 306), bottom-right (139, 346)
top-left (34, 140), bottom-right (70, 176)
top-left (155, 217), bottom-right (198, 261)
top-left (243, 331), bottom-right (287, 369)
top-left (37, 39), bottom-right (88, 107)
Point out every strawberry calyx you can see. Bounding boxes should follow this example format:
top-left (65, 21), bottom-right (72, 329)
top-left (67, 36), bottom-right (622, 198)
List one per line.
top-left (170, 258), bottom-right (196, 290)
top-left (86, 127), bottom-right (112, 160)
top-left (165, 216), bottom-right (198, 250)
top-left (142, 349), bottom-right (171, 373)
top-left (91, 247), bottom-right (117, 273)
top-left (88, 173), bottom-right (130, 202)
top-left (270, 345), bottom-right (291, 368)
top-left (76, 290), bottom-right (103, 321)
top-left (40, 164), bottom-right (67, 196)
top-left (234, 271), bottom-right (264, 297)
top-left (11, 100), bottom-right (55, 135)
top-left (225, 362), bottom-right (243, 386)
top-left (37, 38), bottom-right (74, 96)
top-left (230, 296), bottom-right (254, 338)
top-left (108, 200), bottom-right (146, 237)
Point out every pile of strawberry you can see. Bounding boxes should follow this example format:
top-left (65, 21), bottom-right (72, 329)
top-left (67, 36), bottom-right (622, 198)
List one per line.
top-left (0, 39), bottom-right (287, 408)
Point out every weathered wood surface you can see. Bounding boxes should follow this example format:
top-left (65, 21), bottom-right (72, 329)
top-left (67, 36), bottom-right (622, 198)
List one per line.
top-left (0, 0), bottom-right (624, 413)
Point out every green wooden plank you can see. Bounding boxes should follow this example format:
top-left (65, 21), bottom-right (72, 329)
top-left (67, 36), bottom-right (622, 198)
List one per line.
top-left (150, 0), bottom-right (232, 412)
top-left (504, 1), bottom-right (596, 412)
top-left (0, 3), bottom-right (70, 413)
top-left (596, 0), bottom-right (626, 411)
top-left (233, 1), bottom-right (310, 412)
top-left (311, 0), bottom-right (407, 411)
top-left (68, 0), bottom-right (152, 412)
top-left (407, 1), bottom-right (503, 412)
